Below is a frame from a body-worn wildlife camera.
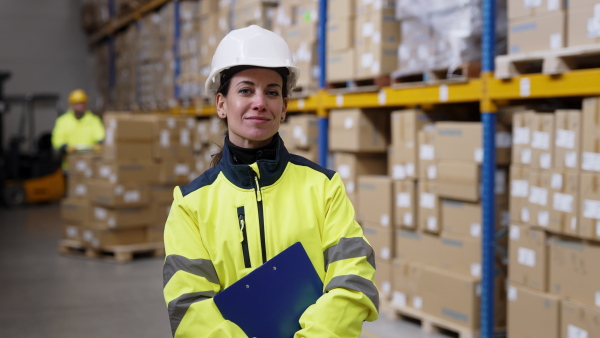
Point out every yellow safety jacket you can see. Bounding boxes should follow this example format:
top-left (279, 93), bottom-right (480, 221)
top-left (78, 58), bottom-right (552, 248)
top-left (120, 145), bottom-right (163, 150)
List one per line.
top-left (51, 109), bottom-right (105, 150)
top-left (163, 135), bottom-right (378, 337)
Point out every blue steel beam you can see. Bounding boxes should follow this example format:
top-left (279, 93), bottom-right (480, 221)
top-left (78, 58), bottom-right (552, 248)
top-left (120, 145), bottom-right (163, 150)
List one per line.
top-left (317, 0), bottom-right (328, 168)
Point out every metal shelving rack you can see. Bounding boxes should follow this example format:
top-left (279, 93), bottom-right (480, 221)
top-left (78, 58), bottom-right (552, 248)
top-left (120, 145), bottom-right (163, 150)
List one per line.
top-left (89, 1), bottom-right (600, 334)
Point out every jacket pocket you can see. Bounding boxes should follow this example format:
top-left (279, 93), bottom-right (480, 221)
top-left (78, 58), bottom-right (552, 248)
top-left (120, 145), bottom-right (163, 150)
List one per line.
top-left (237, 206), bottom-right (251, 268)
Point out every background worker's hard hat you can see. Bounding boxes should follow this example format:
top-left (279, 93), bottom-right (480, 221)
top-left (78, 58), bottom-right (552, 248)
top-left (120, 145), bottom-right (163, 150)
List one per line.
top-left (68, 89), bottom-right (88, 104)
top-left (205, 25), bottom-right (299, 97)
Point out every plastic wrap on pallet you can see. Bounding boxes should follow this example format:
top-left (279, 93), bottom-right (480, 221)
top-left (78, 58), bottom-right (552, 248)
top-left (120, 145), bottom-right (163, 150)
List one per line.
top-left (393, 0), bottom-right (506, 78)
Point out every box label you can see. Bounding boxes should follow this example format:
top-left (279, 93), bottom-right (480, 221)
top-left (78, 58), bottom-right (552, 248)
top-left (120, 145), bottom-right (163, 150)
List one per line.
top-left (338, 165), bottom-right (351, 179)
top-left (513, 127), bottom-right (530, 145)
top-left (551, 173), bottom-right (563, 190)
top-left (508, 285), bottom-right (517, 301)
top-left (470, 223), bottom-right (481, 238)
top-left (565, 151), bottom-right (578, 168)
top-left (556, 129), bottom-right (575, 149)
top-left (427, 216), bottom-right (437, 231)
top-left (427, 165), bottom-right (437, 179)
top-left (419, 144), bottom-right (434, 160)
top-left (529, 186), bottom-right (548, 206)
top-left (396, 193), bottom-right (411, 208)
top-left (420, 193), bottom-right (435, 209)
top-left (521, 207), bottom-right (530, 222)
top-left (550, 33), bottom-right (562, 50)
top-left (540, 153), bottom-right (552, 169)
top-left (583, 199), bottom-right (600, 219)
top-left (531, 131), bottom-right (550, 150)
top-left (582, 152), bottom-right (600, 171)
top-left (538, 210), bottom-right (549, 226)
top-left (553, 192), bottom-right (574, 213)
top-left (413, 296), bottom-right (423, 309)
top-left (393, 165), bottom-right (406, 180)
top-left (511, 179), bottom-right (529, 197)
top-left (66, 226), bottom-right (78, 238)
top-left (380, 247), bottom-right (390, 260)
top-left (497, 132), bottom-right (512, 148)
top-left (392, 292), bottom-right (407, 307)
top-left (547, 0), bottom-right (559, 11)
top-left (404, 213), bottom-right (413, 226)
top-left (94, 207), bottom-right (107, 220)
top-left (568, 325), bottom-right (588, 338)
top-left (521, 148), bottom-right (532, 163)
top-left (471, 263), bottom-right (481, 277)
top-left (124, 190), bottom-right (141, 203)
top-left (380, 214), bottom-right (390, 227)
top-left (510, 225), bottom-right (520, 240)
top-left (405, 163), bottom-right (415, 176)
top-left (518, 247), bottom-right (536, 267)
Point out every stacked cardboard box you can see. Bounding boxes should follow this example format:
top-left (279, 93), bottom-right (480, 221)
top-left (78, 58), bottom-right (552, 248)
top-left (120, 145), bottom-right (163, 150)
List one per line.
top-left (92, 43), bottom-right (109, 112)
top-left (326, 0), bottom-right (356, 82)
top-left (60, 113), bottom-right (210, 252)
top-left (196, 0), bottom-right (222, 101)
top-left (178, 1), bottom-right (201, 109)
top-left (81, 0), bottom-right (110, 34)
top-left (114, 25), bottom-right (138, 111)
top-left (138, 11), bottom-right (168, 110)
top-left (508, 99), bottom-right (600, 337)
top-left (231, 0), bottom-right (277, 30)
top-left (329, 108), bottom-right (389, 214)
top-left (278, 114), bottom-right (319, 162)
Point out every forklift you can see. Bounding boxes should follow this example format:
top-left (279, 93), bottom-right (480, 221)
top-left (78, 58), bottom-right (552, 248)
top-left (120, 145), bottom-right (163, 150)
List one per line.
top-left (0, 71), bottom-right (65, 207)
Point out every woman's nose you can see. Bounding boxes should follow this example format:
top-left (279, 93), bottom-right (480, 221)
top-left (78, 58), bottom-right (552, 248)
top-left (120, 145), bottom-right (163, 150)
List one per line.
top-left (251, 93), bottom-right (266, 111)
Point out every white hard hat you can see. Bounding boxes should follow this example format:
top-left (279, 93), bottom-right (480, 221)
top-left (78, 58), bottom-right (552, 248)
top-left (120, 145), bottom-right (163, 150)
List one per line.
top-left (205, 25), bottom-right (299, 97)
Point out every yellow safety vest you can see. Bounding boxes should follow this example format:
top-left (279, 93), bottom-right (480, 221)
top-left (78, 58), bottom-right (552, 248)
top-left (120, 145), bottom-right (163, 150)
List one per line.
top-left (163, 135), bottom-right (379, 337)
top-left (51, 109), bottom-right (105, 150)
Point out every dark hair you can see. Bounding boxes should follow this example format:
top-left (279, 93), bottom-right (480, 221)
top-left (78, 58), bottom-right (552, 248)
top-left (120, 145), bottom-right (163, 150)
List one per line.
top-left (210, 66), bottom-right (289, 167)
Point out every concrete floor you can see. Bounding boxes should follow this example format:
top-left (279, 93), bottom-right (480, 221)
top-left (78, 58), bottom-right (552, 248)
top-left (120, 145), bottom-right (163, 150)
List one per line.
top-left (0, 203), bottom-right (447, 338)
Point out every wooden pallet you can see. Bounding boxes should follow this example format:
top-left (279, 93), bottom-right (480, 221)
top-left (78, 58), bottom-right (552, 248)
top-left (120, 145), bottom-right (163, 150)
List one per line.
top-left (495, 44), bottom-right (600, 79)
top-left (326, 75), bottom-right (391, 94)
top-left (59, 239), bottom-right (165, 263)
top-left (384, 304), bottom-right (505, 338)
top-left (392, 63), bottom-right (480, 88)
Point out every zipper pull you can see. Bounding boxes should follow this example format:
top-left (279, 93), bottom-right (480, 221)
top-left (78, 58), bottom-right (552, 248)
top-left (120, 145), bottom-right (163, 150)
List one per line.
top-left (238, 215), bottom-right (245, 243)
top-left (254, 175), bottom-right (262, 202)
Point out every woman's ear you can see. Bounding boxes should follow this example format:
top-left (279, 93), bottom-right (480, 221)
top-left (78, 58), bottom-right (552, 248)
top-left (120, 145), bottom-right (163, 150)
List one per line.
top-left (216, 93), bottom-right (227, 119)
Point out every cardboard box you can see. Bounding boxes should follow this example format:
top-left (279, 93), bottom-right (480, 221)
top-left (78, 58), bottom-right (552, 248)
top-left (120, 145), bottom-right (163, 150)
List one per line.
top-left (436, 161), bottom-right (508, 203)
top-left (541, 170), bottom-right (579, 235)
top-left (326, 18), bottom-right (354, 51)
top-left (434, 122), bottom-right (512, 165)
top-left (327, 0), bottom-right (355, 20)
top-left (288, 114), bottom-right (318, 149)
top-left (87, 205), bottom-right (154, 229)
top-left (292, 148), bottom-right (318, 163)
top-left (61, 198), bottom-right (89, 226)
top-left (580, 172), bottom-right (600, 240)
top-left (554, 110), bottom-right (582, 171)
top-left (390, 109), bottom-right (437, 180)
top-left (549, 237), bottom-right (600, 309)
top-left (418, 180), bottom-right (440, 234)
top-left (512, 111), bottom-right (536, 166)
top-left (62, 224), bottom-right (82, 241)
top-left (154, 203), bottom-right (171, 227)
top-left (528, 169), bottom-right (549, 228)
top-left (508, 224), bottom-right (549, 291)
top-left (103, 143), bottom-right (154, 161)
top-left (568, 4), bottom-right (600, 47)
top-left (507, 283), bottom-right (561, 338)
top-left (81, 227), bottom-right (147, 248)
top-left (438, 234), bottom-right (482, 278)
top-left (394, 180), bottom-right (417, 229)
top-left (329, 109), bottom-right (389, 152)
top-left (562, 300), bottom-right (600, 338)
top-left (441, 200), bottom-right (509, 241)
top-left (354, 8), bottom-right (400, 79)
top-left (362, 222), bottom-right (394, 261)
top-left (508, 11), bottom-right (566, 54)
top-left (103, 113), bottom-right (155, 144)
top-left (391, 258), bottom-right (422, 310)
top-left (333, 152), bottom-right (387, 194)
top-left (96, 160), bottom-right (159, 184)
top-left (67, 152), bottom-right (99, 179)
top-left (327, 48), bottom-right (356, 82)
top-left (67, 176), bottom-right (88, 200)
top-left (358, 176), bottom-right (393, 226)
top-left (418, 265), bottom-right (480, 329)
top-left (508, 0), bottom-right (565, 21)
top-left (87, 180), bottom-right (150, 208)
top-left (150, 185), bottom-right (174, 204)
top-left (394, 229), bottom-right (437, 266)
top-left (530, 113), bottom-right (555, 170)
top-left (582, 97), bottom-right (600, 173)
top-left (417, 129), bottom-right (437, 181)
top-left (510, 165), bottom-right (531, 223)
top-left (355, 0), bottom-right (395, 16)
top-left (147, 226), bottom-right (164, 243)
top-left (199, 0), bottom-right (218, 17)
top-left (158, 158), bottom-right (194, 185)
top-left (374, 259), bottom-right (392, 300)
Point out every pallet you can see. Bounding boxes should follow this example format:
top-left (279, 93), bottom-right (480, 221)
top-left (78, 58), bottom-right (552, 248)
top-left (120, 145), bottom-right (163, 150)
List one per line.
top-left (59, 239), bottom-right (165, 263)
top-left (385, 304), bottom-right (505, 338)
top-left (391, 63), bottom-right (480, 88)
top-left (326, 75), bottom-right (391, 94)
top-left (495, 44), bottom-right (600, 79)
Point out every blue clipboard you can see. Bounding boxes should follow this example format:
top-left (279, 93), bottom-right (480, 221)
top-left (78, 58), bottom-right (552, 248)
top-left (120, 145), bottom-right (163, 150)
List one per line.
top-left (214, 242), bottom-right (323, 338)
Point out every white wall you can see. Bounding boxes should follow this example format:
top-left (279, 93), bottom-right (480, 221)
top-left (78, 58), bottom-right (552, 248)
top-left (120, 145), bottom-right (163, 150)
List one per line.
top-left (0, 0), bottom-right (96, 151)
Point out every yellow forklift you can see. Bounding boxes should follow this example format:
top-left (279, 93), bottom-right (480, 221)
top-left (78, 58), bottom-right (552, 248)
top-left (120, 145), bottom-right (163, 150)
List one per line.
top-left (0, 71), bottom-right (65, 207)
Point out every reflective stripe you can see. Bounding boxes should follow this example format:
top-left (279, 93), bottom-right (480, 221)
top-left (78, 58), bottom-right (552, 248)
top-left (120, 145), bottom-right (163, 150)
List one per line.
top-left (168, 291), bottom-right (216, 336)
top-left (163, 255), bottom-right (219, 287)
top-left (325, 275), bottom-right (379, 311)
top-left (323, 237), bottom-right (376, 271)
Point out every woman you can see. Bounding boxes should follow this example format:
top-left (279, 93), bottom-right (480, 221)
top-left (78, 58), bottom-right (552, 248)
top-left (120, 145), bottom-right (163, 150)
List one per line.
top-left (163, 25), bottom-right (378, 337)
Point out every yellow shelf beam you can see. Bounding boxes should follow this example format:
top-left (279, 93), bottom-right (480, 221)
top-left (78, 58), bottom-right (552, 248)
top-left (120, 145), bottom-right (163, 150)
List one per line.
top-left (489, 68), bottom-right (600, 100)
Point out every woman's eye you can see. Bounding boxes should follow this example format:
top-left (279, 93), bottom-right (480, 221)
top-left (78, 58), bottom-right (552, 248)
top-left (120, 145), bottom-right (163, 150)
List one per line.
top-left (267, 91), bottom-right (280, 97)
top-left (239, 88), bottom-right (251, 94)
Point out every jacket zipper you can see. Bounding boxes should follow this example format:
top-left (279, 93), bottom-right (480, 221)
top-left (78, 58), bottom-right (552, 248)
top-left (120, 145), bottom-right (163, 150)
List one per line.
top-left (253, 173), bottom-right (267, 264)
top-left (237, 207), bottom-right (251, 268)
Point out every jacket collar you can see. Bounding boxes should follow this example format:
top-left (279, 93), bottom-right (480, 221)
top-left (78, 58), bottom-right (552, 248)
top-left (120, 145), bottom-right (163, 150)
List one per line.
top-left (218, 133), bottom-right (290, 189)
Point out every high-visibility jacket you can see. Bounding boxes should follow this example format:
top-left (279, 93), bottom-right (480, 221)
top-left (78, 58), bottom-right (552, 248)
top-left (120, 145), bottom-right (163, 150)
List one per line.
top-left (163, 135), bottom-right (378, 338)
top-left (51, 109), bottom-right (104, 150)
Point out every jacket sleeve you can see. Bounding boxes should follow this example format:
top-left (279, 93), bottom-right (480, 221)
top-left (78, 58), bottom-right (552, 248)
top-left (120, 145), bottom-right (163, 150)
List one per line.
top-left (51, 117), bottom-right (66, 150)
top-left (295, 174), bottom-right (379, 338)
top-left (163, 187), bottom-right (248, 338)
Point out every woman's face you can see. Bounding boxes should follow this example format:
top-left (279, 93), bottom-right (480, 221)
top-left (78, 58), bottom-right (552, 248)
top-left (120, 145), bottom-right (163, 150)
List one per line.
top-left (216, 68), bottom-right (287, 148)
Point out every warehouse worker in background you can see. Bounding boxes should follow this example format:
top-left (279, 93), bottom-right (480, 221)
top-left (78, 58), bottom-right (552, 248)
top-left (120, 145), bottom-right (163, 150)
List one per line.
top-left (51, 89), bottom-right (104, 156)
top-left (163, 25), bottom-right (378, 337)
